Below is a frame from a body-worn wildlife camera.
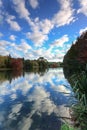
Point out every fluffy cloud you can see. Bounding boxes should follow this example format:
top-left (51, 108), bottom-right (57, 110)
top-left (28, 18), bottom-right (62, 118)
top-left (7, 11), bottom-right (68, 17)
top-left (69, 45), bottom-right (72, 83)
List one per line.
top-left (6, 14), bottom-right (21, 31)
top-left (0, 40), bottom-right (11, 47)
top-left (78, 0), bottom-right (87, 16)
top-left (0, 39), bottom-right (32, 58)
top-left (11, 40), bottom-right (32, 56)
top-left (26, 0), bottom-right (74, 46)
top-left (0, 33), bottom-right (70, 61)
top-left (39, 19), bottom-right (54, 34)
top-left (0, 40), bottom-right (14, 56)
top-left (0, 46), bottom-right (9, 56)
top-left (18, 116), bottom-right (33, 130)
top-left (52, 0), bottom-right (75, 27)
top-left (79, 27), bottom-right (87, 34)
top-left (12, 0), bottom-right (74, 47)
top-left (17, 39), bottom-right (32, 52)
top-left (52, 35), bottom-right (69, 47)
top-left (24, 34), bottom-right (69, 61)
top-left (26, 32), bottom-right (48, 47)
top-left (0, 0), bottom-right (73, 60)
top-left (12, 0), bottom-right (30, 22)
top-left (41, 35), bottom-right (70, 62)
top-left (9, 103), bottom-right (22, 119)
top-left (9, 35), bottom-right (16, 41)
top-left (29, 0), bottom-right (39, 9)
top-left (28, 86), bottom-right (57, 115)
top-left (26, 19), bottom-right (54, 46)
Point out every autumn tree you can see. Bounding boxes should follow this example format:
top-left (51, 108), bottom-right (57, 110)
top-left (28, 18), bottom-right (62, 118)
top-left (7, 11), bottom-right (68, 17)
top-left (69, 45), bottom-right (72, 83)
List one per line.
top-left (11, 58), bottom-right (23, 70)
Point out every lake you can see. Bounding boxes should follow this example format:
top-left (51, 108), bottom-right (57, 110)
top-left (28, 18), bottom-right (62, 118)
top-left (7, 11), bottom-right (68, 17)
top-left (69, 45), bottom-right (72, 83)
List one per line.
top-left (0, 68), bottom-right (74, 130)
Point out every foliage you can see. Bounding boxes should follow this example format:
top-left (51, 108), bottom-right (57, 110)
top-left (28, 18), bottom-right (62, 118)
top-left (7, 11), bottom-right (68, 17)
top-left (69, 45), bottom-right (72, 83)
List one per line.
top-left (61, 123), bottom-right (77, 130)
top-left (63, 31), bottom-right (87, 76)
top-left (0, 55), bottom-right (8, 68)
top-left (0, 55), bottom-right (62, 71)
top-left (11, 58), bottom-right (23, 70)
top-left (0, 55), bottom-right (23, 70)
top-left (69, 70), bottom-right (87, 130)
top-left (63, 30), bottom-right (87, 130)
top-left (70, 71), bottom-right (87, 104)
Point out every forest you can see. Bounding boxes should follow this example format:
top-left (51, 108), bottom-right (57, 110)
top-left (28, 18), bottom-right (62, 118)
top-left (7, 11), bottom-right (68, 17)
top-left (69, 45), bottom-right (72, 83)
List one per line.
top-left (0, 55), bottom-right (62, 71)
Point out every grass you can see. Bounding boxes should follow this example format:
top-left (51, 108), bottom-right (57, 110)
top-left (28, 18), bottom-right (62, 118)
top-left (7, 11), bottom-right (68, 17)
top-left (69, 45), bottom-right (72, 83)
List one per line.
top-left (69, 70), bottom-right (87, 130)
top-left (61, 123), bottom-right (78, 130)
top-left (61, 69), bottom-right (87, 130)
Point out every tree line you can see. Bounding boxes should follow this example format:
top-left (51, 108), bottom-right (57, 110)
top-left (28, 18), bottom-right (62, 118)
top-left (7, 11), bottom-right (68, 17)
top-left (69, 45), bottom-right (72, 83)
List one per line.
top-left (0, 55), bottom-right (62, 71)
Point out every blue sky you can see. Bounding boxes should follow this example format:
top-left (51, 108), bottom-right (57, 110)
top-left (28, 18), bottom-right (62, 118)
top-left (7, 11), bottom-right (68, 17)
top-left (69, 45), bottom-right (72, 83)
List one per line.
top-left (0, 0), bottom-right (87, 62)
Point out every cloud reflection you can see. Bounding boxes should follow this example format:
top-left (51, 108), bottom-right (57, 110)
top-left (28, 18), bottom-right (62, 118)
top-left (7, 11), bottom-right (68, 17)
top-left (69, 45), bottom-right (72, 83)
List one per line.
top-left (28, 86), bottom-right (57, 115)
top-left (0, 68), bottom-right (73, 130)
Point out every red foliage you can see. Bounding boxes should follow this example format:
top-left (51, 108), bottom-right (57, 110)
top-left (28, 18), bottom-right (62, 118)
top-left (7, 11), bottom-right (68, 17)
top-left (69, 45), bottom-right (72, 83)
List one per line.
top-left (11, 58), bottom-right (23, 70)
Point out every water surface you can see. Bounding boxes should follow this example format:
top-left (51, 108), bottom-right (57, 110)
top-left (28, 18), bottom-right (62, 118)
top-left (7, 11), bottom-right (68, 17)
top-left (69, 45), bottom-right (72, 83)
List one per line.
top-left (0, 68), bottom-right (74, 130)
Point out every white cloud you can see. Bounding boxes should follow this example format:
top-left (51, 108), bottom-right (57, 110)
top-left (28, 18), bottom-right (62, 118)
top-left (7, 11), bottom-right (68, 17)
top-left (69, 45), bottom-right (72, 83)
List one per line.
top-left (13, 0), bottom-right (30, 22)
top-left (18, 39), bottom-right (32, 52)
top-left (39, 19), bottom-right (54, 34)
top-left (56, 85), bottom-right (71, 94)
top-left (0, 34), bottom-right (70, 61)
top-left (0, 32), bottom-right (3, 37)
top-left (52, 35), bottom-right (69, 47)
top-left (26, 0), bottom-right (74, 46)
top-left (0, 40), bottom-right (10, 56)
top-left (0, 47), bottom-right (9, 56)
top-left (29, 0), bottom-right (39, 9)
top-left (52, 0), bottom-right (75, 27)
top-left (77, 0), bottom-right (87, 16)
top-left (79, 27), bottom-right (87, 35)
top-left (9, 35), bottom-right (16, 41)
top-left (12, 0), bottom-right (74, 47)
top-left (28, 86), bottom-right (57, 115)
top-left (0, 39), bottom-right (32, 58)
top-left (0, 40), bottom-right (10, 46)
top-left (9, 40), bottom-right (32, 57)
top-left (24, 47), bottom-right (54, 61)
top-left (26, 32), bottom-right (48, 47)
top-left (6, 14), bottom-right (21, 31)
top-left (26, 19), bottom-right (54, 46)
top-left (9, 103), bottom-right (22, 119)
top-left (18, 116), bottom-right (33, 130)
top-left (23, 34), bottom-right (69, 61)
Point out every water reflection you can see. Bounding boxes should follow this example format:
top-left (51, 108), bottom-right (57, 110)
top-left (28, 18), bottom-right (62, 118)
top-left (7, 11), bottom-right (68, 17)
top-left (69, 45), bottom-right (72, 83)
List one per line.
top-left (0, 68), bottom-right (74, 130)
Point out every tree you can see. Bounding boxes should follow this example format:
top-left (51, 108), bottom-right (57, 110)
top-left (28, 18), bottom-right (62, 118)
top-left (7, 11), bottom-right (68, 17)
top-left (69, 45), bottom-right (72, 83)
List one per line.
top-left (11, 58), bottom-right (23, 70)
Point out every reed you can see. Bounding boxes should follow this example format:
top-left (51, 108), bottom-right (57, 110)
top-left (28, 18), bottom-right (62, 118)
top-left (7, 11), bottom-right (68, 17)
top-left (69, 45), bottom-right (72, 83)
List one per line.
top-left (70, 70), bottom-right (87, 129)
top-left (61, 123), bottom-right (78, 130)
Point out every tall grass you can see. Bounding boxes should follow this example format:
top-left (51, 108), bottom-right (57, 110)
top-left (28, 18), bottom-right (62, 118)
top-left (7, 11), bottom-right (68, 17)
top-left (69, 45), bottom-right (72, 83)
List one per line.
top-left (69, 70), bottom-right (87, 130)
top-left (61, 123), bottom-right (78, 130)
top-left (61, 70), bottom-right (87, 130)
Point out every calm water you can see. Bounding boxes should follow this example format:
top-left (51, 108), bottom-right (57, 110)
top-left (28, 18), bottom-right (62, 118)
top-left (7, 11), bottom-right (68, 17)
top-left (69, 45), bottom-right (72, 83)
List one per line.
top-left (0, 68), bottom-right (74, 130)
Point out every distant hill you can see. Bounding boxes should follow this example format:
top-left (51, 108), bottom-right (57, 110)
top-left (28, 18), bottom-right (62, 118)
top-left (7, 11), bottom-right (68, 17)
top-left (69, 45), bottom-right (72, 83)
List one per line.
top-left (63, 31), bottom-right (87, 76)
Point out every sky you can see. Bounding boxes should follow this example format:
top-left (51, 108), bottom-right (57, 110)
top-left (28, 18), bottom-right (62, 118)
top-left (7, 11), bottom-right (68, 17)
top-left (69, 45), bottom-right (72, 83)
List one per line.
top-left (0, 0), bottom-right (87, 62)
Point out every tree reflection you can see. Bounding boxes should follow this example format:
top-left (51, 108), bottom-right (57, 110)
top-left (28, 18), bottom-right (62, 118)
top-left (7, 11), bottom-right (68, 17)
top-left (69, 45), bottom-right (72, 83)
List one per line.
top-left (0, 68), bottom-right (48, 83)
top-left (0, 70), bottom-right (23, 83)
